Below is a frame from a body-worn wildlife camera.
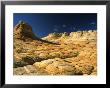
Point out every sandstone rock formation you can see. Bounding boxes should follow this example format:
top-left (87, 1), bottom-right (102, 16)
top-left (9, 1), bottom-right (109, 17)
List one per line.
top-left (14, 20), bottom-right (37, 41)
top-left (42, 30), bottom-right (96, 44)
top-left (13, 21), bottom-right (97, 75)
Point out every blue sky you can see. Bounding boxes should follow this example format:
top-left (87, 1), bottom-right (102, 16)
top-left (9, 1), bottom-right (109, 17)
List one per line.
top-left (13, 13), bottom-right (97, 38)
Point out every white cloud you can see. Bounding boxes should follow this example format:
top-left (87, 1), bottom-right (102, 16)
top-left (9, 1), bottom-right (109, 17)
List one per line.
top-left (53, 28), bottom-right (58, 32)
top-left (62, 24), bottom-right (66, 28)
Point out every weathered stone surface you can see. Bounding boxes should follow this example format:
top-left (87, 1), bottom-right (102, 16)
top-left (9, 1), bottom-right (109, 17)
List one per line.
top-left (14, 65), bottom-right (48, 75)
top-left (14, 20), bottom-right (37, 40)
top-left (75, 65), bottom-right (94, 75)
top-left (13, 21), bottom-right (97, 75)
top-left (33, 59), bottom-right (54, 68)
top-left (14, 67), bottom-right (27, 75)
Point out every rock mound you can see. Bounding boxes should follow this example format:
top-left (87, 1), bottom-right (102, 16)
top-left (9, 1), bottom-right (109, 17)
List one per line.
top-left (14, 20), bottom-right (37, 41)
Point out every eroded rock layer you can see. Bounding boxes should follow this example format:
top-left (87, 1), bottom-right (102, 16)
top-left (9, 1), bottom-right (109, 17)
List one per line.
top-left (13, 21), bottom-right (97, 75)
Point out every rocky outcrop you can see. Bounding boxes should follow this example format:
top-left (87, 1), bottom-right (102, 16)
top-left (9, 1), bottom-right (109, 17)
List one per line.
top-left (42, 30), bottom-right (96, 43)
top-left (14, 20), bottom-right (37, 41)
top-left (14, 65), bottom-right (48, 75)
top-left (69, 30), bottom-right (96, 41)
top-left (14, 58), bottom-right (95, 75)
top-left (13, 21), bottom-right (97, 75)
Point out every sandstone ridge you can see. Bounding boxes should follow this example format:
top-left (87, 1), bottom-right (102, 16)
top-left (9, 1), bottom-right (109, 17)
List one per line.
top-left (14, 21), bottom-right (37, 41)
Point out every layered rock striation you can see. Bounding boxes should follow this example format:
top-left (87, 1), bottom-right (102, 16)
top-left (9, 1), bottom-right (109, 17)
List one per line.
top-left (14, 21), bottom-right (37, 41)
top-left (13, 21), bottom-right (97, 75)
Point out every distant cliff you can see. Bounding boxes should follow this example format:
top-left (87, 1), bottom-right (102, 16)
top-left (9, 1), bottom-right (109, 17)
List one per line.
top-left (42, 30), bottom-right (96, 44)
